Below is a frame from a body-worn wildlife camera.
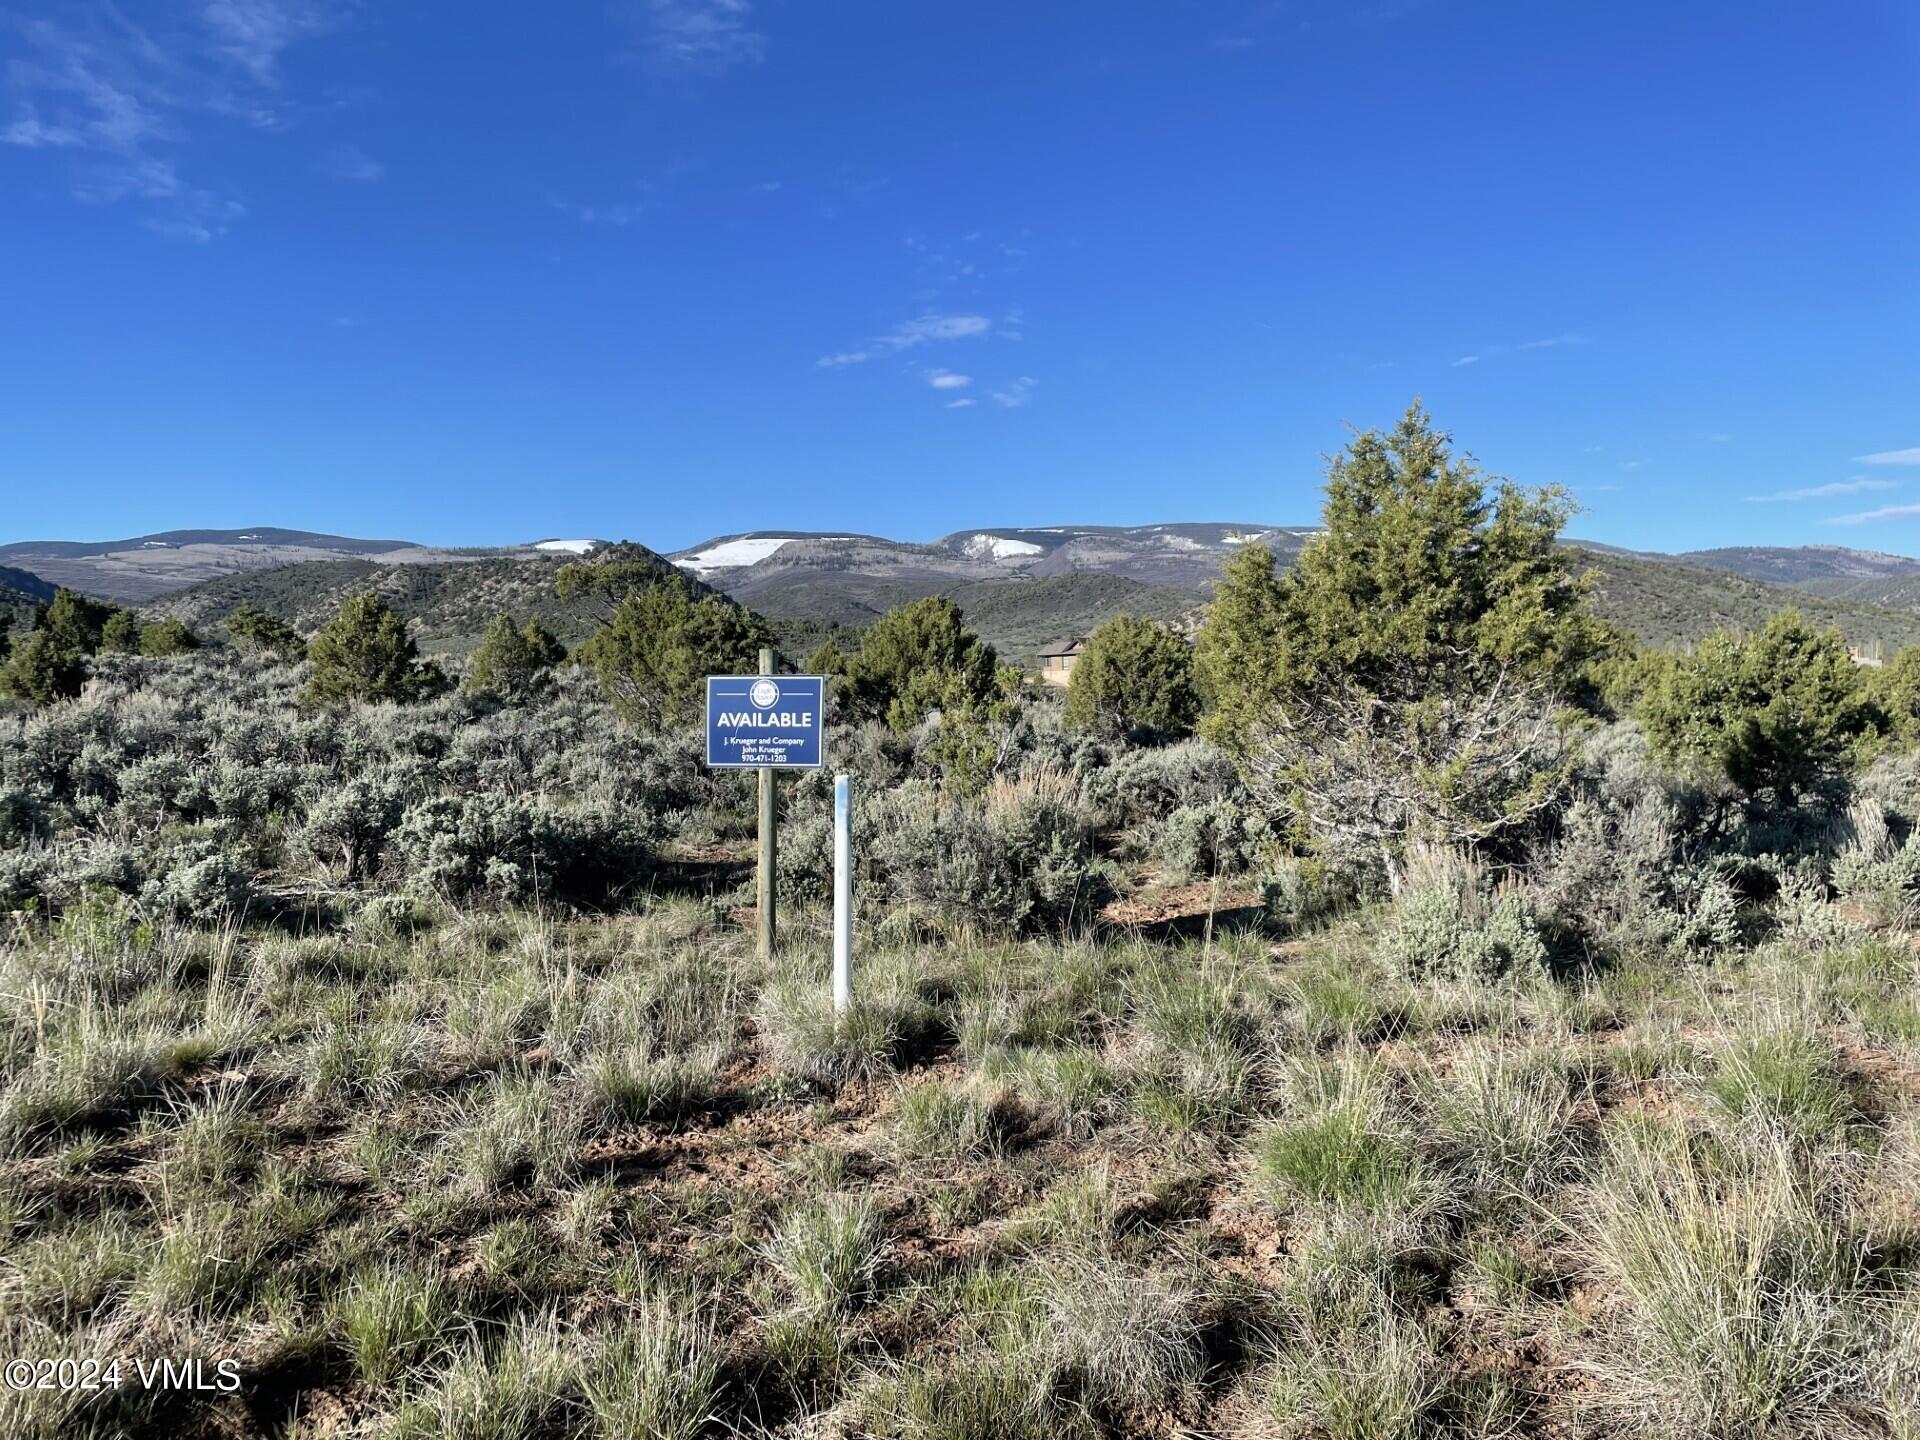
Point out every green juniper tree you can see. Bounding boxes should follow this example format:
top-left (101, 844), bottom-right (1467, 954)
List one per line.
top-left (804, 634), bottom-right (853, 680)
top-left (1065, 613), bottom-right (1199, 743)
top-left (577, 584), bottom-right (773, 728)
top-left (226, 602), bottom-right (303, 657)
top-left (1197, 403), bottom-right (1602, 888)
top-left (1872, 644), bottom-right (1920, 747)
top-left (138, 619), bottom-right (198, 657)
top-left (1639, 611), bottom-right (1879, 804)
top-left (98, 610), bottom-right (142, 654)
top-left (2, 627), bottom-right (86, 703)
top-left (40, 589), bottom-right (118, 655)
top-left (304, 594), bottom-right (447, 707)
top-left (842, 596), bottom-right (999, 732)
top-left (469, 614), bottom-right (566, 699)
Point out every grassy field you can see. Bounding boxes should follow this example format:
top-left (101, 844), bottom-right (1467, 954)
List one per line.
top-left (3, 642), bottom-right (1919, 1438)
top-left (3, 883), bottom-right (1918, 1438)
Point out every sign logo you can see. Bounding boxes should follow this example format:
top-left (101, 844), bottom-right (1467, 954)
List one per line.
top-left (705, 675), bottom-right (827, 769)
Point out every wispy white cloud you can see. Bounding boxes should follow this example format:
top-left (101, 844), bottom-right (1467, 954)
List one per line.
top-left (1826, 503), bottom-right (1920, 526)
top-left (1855, 447), bottom-right (1920, 467)
top-left (638, 0), bottom-right (765, 75)
top-left (548, 191), bottom-right (651, 227)
top-left (991, 376), bottom-right (1036, 408)
top-left (201, 0), bottom-right (331, 83)
top-left (1451, 332), bottom-right (1590, 368)
top-left (925, 369), bottom-right (971, 390)
top-left (2, 4), bottom-right (341, 238)
top-left (1618, 459), bottom-right (1645, 471)
top-left (1746, 477), bottom-right (1897, 504)
top-left (315, 143), bottom-right (382, 181)
top-left (817, 313), bottom-right (992, 368)
top-left (946, 397), bottom-right (975, 409)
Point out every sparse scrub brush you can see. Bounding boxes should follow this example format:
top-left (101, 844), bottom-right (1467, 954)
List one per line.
top-left (766, 1193), bottom-right (886, 1314)
top-left (579, 1290), bottom-right (723, 1440)
top-left (1378, 863), bottom-right (1550, 984)
top-left (389, 1310), bottom-right (581, 1440)
top-left (1580, 1117), bottom-right (1879, 1435)
top-left (444, 1068), bottom-right (581, 1194)
top-left (332, 1260), bottom-right (456, 1388)
top-left (1041, 1258), bottom-right (1208, 1412)
top-left (894, 1076), bottom-right (1011, 1160)
top-left (1152, 797), bottom-right (1265, 880)
top-left (1266, 1280), bottom-right (1443, 1440)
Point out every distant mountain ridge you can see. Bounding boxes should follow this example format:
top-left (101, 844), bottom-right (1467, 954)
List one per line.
top-left (1671, 545), bottom-right (1920, 585)
top-left (666, 527), bottom-right (1920, 658)
top-left (0, 527), bottom-right (419, 561)
top-left (0, 529), bottom-right (600, 605)
top-left (12, 519), bottom-right (1920, 660)
top-left (668, 523), bottom-right (1319, 593)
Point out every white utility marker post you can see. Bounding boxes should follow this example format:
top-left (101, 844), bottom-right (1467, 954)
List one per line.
top-left (832, 772), bottom-right (853, 1014)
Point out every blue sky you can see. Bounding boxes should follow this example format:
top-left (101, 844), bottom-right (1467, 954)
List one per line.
top-left (3, 1), bottom-right (1916, 553)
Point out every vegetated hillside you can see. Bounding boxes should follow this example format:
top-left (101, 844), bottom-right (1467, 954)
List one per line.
top-left (0, 527), bottom-right (431, 603)
top-left (0, 563), bottom-right (56, 610)
top-left (942, 574), bottom-right (1201, 661)
top-left (145, 542), bottom-right (702, 652)
top-left (733, 530), bottom-right (1920, 662)
top-left (1789, 572), bottom-right (1920, 614)
top-left (1673, 543), bottom-right (1920, 587)
top-left (1580, 547), bottom-right (1920, 652)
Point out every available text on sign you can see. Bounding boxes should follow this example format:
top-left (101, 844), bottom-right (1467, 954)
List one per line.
top-left (704, 675), bottom-right (826, 769)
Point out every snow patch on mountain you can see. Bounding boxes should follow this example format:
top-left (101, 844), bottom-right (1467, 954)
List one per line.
top-left (534, 539), bottom-right (600, 554)
top-left (964, 533), bottom-right (1044, 560)
top-left (675, 535), bottom-right (855, 573)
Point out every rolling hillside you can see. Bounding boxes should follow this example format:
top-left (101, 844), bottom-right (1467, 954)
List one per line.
top-left (941, 574), bottom-right (1201, 662)
top-left (1795, 574), bottom-right (1920, 613)
top-left (1578, 548), bottom-right (1920, 653)
top-left (1672, 544), bottom-right (1920, 587)
top-left (144, 543), bottom-right (696, 653)
top-left (75, 519), bottom-right (1920, 664)
top-left (684, 526), bottom-right (1920, 658)
top-left (0, 528), bottom-right (427, 603)
top-left (0, 564), bottom-right (57, 609)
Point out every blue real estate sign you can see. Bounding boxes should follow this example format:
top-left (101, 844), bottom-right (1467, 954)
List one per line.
top-left (705, 674), bottom-right (826, 769)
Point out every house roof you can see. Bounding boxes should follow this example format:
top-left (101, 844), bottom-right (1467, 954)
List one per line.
top-left (1038, 637), bottom-right (1086, 658)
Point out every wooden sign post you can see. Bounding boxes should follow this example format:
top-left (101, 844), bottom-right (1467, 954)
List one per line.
top-left (704, 656), bottom-right (826, 967)
top-left (756, 648), bottom-right (777, 962)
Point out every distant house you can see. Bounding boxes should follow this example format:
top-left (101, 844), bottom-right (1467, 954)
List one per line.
top-left (1037, 637), bottom-right (1087, 686)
